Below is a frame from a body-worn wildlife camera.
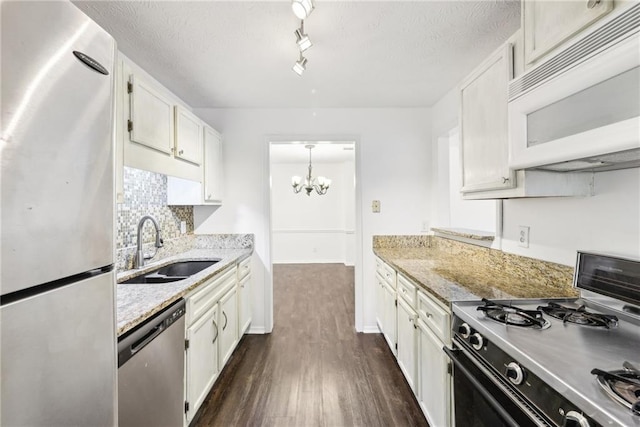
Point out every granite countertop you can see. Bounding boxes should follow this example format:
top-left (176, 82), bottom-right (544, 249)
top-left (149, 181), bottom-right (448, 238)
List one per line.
top-left (116, 248), bottom-right (251, 336)
top-left (373, 246), bottom-right (578, 308)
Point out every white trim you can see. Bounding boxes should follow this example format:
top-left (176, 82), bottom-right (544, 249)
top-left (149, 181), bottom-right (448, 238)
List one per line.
top-left (273, 260), bottom-right (349, 265)
top-left (272, 229), bottom-right (356, 234)
top-left (247, 326), bottom-right (266, 335)
top-left (362, 325), bottom-right (381, 334)
top-left (265, 136), bottom-right (363, 332)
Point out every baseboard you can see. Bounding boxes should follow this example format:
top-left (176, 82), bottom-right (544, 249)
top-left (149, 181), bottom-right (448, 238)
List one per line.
top-left (362, 325), bottom-right (381, 334)
top-left (272, 259), bottom-right (347, 264)
top-left (247, 326), bottom-right (266, 334)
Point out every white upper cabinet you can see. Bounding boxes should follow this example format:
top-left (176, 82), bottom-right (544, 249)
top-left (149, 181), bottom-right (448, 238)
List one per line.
top-left (203, 125), bottom-right (223, 203)
top-left (117, 55), bottom-right (201, 183)
top-left (128, 74), bottom-right (174, 155)
top-left (458, 34), bottom-right (595, 200)
top-left (460, 43), bottom-right (515, 194)
top-left (174, 106), bottom-right (203, 165)
top-left (523, 0), bottom-right (613, 66)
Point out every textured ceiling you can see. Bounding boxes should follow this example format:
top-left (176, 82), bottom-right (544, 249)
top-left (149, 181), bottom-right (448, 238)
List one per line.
top-left (73, 1), bottom-right (521, 108)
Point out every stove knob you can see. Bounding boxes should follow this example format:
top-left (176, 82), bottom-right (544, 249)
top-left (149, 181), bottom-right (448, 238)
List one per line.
top-left (469, 333), bottom-right (484, 350)
top-left (458, 323), bottom-right (471, 338)
top-left (505, 362), bottom-right (525, 385)
top-left (563, 410), bottom-right (590, 427)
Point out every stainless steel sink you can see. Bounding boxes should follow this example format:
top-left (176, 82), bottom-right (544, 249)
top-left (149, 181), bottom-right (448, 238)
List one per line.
top-left (121, 259), bottom-right (221, 284)
top-left (154, 260), bottom-right (219, 277)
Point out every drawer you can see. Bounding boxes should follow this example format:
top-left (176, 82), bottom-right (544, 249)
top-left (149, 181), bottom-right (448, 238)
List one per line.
top-left (397, 274), bottom-right (417, 309)
top-left (238, 256), bottom-right (251, 280)
top-left (375, 257), bottom-right (396, 288)
top-left (186, 266), bottom-right (236, 326)
top-left (417, 290), bottom-right (451, 343)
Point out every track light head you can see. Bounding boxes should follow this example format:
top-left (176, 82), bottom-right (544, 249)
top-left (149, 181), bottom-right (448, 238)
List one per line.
top-left (295, 28), bottom-right (312, 52)
top-left (291, 0), bottom-right (314, 20)
top-left (292, 56), bottom-right (308, 76)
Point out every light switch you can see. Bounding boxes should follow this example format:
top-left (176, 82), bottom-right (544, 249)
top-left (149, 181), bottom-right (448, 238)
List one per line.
top-left (180, 221), bottom-right (187, 234)
top-left (372, 200), bottom-right (380, 213)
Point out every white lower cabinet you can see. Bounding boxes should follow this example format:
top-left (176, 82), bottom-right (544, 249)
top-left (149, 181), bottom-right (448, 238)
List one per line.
top-left (185, 304), bottom-right (219, 424)
top-left (183, 264), bottom-right (243, 425)
top-left (237, 257), bottom-right (252, 336)
top-left (396, 295), bottom-right (417, 392)
top-left (218, 285), bottom-right (238, 368)
top-left (417, 318), bottom-right (451, 427)
top-left (374, 258), bottom-right (453, 426)
top-left (238, 273), bottom-right (252, 336)
top-left (381, 280), bottom-right (397, 356)
top-left (375, 272), bottom-right (385, 332)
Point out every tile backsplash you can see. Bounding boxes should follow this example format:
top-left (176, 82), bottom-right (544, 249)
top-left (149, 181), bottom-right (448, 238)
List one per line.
top-left (117, 166), bottom-right (194, 250)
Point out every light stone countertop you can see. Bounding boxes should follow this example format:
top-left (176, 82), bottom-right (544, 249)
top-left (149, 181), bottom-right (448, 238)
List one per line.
top-left (116, 248), bottom-right (251, 336)
top-left (374, 246), bottom-right (578, 308)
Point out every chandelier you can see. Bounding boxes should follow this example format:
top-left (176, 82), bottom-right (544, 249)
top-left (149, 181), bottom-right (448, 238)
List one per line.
top-left (291, 145), bottom-right (331, 196)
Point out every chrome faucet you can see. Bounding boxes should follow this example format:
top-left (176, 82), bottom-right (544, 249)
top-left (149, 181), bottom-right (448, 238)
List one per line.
top-left (134, 215), bottom-right (163, 269)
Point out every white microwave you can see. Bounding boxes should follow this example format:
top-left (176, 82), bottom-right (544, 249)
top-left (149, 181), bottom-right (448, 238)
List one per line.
top-left (508, 4), bottom-right (640, 172)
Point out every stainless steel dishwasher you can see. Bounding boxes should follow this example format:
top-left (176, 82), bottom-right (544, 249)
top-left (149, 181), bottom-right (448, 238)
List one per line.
top-left (118, 299), bottom-right (186, 427)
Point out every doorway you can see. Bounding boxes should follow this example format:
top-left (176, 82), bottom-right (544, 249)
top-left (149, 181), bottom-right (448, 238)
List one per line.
top-left (267, 140), bottom-right (360, 331)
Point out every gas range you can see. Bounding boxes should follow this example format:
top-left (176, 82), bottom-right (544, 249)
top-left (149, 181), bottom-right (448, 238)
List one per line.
top-left (448, 252), bottom-right (640, 427)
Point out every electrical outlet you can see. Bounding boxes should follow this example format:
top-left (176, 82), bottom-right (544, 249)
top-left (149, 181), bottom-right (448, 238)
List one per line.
top-left (518, 226), bottom-right (530, 248)
top-left (421, 220), bottom-right (430, 232)
top-left (372, 200), bottom-right (380, 213)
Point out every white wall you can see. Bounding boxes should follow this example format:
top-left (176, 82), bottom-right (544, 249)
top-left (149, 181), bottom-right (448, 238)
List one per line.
top-left (193, 108), bottom-right (431, 333)
top-left (501, 168), bottom-right (640, 265)
top-left (430, 87), bottom-right (640, 266)
top-left (271, 161), bottom-right (355, 265)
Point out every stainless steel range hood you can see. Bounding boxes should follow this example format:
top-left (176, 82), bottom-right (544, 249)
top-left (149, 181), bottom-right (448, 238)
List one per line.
top-left (534, 148), bottom-right (640, 172)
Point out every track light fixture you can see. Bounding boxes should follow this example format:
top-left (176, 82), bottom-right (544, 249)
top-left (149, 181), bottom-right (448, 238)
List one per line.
top-left (290, 2), bottom-right (314, 75)
top-left (291, 0), bottom-right (314, 20)
top-left (295, 20), bottom-right (312, 52)
top-left (292, 53), bottom-right (307, 76)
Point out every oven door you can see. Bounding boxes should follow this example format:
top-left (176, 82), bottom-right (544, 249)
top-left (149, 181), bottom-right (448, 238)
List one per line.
top-left (444, 343), bottom-right (553, 427)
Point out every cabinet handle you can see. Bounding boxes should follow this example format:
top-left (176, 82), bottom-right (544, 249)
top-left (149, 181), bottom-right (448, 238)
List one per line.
top-left (222, 311), bottom-right (228, 331)
top-left (424, 311), bottom-right (432, 318)
top-left (587, 0), bottom-right (601, 8)
top-left (207, 194), bottom-right (212, 199)
top-left (502, 177), bottom-right (510, 184)
top-left (212, 318), bottom-right (219, 344)
top-left (179, 149), bottom-right (184, 155)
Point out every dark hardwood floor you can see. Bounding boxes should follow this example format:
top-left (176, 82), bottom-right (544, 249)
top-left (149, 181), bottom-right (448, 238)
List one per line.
top-left (193, 263), bottom-right (428, 427)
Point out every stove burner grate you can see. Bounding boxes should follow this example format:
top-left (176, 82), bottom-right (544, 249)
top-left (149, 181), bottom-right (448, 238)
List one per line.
top-left (538, 302), bottom-right (618, 329)
top-left (592, 363), bottom-right (640, 416)
top-left (477, 298), bottom-right (550, 329)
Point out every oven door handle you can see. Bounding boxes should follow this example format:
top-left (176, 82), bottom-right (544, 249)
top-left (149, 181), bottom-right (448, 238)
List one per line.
top-left (443, 346), bottom-right (520, 427)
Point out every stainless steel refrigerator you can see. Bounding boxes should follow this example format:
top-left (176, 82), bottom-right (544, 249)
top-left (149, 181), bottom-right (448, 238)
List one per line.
top-left (1, 1), bottom-right (117, 425)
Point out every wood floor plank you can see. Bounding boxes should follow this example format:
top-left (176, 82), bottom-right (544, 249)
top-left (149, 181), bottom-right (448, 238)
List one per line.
top-left (193, 264), bottom-right (428, 427)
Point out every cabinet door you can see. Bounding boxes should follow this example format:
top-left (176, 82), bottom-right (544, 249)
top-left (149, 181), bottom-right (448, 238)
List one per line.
top-left (185, 304), bottom-right (219, 424)
top-left (128, 74), bottom-right (174, 154)
top-left (396, 297), bottom-right (417, 392)
top-left (381, 281), bottom-right (397, 356)
top-left (219, 285), bottom-right (238, 369)
top-left (238, 273), bottom-right (252, 336)
top-left (417, 319), bottom-right (450, 427)
top-left (174, 105), bottom-right (203, 165)
top-left (523, 0), bottom-right (613, 65)
top-left (460, 43), bottom-right (515, 194)
top-left (203, 125), bottom-right (223, 203)
top-left (375, 272), bottom-right (385, 332)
